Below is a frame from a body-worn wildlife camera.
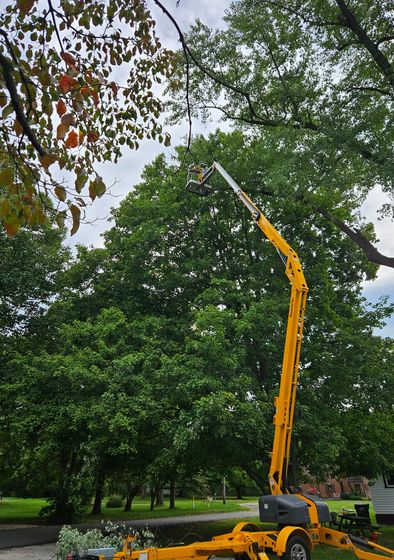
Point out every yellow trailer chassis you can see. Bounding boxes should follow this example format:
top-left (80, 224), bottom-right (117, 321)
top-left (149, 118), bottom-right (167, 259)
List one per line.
top-left (114, 523), bottom-right (394, 560)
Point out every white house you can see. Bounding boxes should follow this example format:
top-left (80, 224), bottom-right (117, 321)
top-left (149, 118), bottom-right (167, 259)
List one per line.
top-left (370, 474), bottom-right (394, 524)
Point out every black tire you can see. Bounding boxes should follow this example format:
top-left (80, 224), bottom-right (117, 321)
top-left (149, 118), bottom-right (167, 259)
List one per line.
top-left (284, 536), bottom-right (311, 560)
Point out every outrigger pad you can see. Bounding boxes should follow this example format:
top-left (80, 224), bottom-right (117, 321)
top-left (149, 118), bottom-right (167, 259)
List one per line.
top-left (186, 179), bottom-right (212, 196)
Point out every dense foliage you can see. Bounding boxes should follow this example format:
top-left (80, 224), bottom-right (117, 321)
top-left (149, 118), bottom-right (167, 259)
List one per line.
top-left (0, 0), bottom-right (174, 234)
top-left (0, 131), bottom-right (392, 522)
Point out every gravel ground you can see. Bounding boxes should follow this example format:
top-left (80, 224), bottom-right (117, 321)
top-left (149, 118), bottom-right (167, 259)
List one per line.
top-left (0, 543), bottom-right (57, 559)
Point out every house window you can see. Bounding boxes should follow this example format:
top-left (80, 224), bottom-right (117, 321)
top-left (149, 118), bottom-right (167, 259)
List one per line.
top-left (383, 473), bottom-right (394, 488)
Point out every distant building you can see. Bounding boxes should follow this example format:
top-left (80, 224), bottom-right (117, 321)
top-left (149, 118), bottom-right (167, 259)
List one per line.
top-left (300, 476), bottom-right (370, 499)
top-left (370, 474), bottom-right (394, 524)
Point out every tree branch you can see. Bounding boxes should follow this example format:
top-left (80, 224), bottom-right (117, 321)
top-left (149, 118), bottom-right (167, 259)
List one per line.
top-left (336, 0), bottom-right (394, 87)
top-left (0, 53), bottom-right (46, 157)
top-left (316, 205), bottom-right (394, 268)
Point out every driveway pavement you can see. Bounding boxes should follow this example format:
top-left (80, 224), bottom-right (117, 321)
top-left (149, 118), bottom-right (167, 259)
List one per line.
top-left (0, 503), bottom-right (259, 550)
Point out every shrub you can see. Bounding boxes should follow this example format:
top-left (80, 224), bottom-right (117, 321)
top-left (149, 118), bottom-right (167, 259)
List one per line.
top-left (105, 495), bottom-right (123, 508)
top-left (56, 521), bottom-right (155, 560)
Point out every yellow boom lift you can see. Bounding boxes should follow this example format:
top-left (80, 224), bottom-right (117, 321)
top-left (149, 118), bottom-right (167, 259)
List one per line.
top-left (114, 163), bottom-right (394, 560)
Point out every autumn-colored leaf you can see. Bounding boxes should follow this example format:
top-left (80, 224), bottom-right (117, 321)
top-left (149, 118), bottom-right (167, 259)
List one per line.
top-left (91, 90), bottom-right (99, 106)
top-left (3, 213), bottom-right (20, 236)
top-left (0, 198), bottom-right (11, 219)
top-left (17, 0), bottom-right (36, 14)
top-left (61, 52), bottom-right (77, 70)
top-left (14, 119), bottom-right (23, 136)
top-left (54, 185), bottom-right (67, 202)
top-left (39, 154), bottom-right (57, 170)
top-left (59, 75), bottom-right (77, 94)
top-left (0, 93), bottom-right (7, 108)
top-left (59, 75), bottom-right (71, 94)
top-left (89, 176), bottom-right (106, 201)
top-left (65, 130), bottom-right (79, 148)
top-left (87, 131), bottom-right (99, 143)
top-left (61, 113), bottom-right (76, 126)
top-left (56, 99), bottom-right (67, 117)
top-left (110, 82), bottom-right (119, 99)
top-left (56, 211), bottom-right (66, 229)
top-left (25, 185), bottom-right (35, 202)
top-left (0, 168), bottom-right (14, 186)
top-left (57, 122), bottom-right (69, 140)
top-left (70, 203), bottom-right (81, 235)
top-left (80, 86), bottom-right (100, 106)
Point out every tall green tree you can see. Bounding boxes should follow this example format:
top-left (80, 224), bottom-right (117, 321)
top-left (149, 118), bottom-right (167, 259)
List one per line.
top-left (102, 130), bottom-right (392, 485)
top-left (165, 0), bottom-right (394, 267)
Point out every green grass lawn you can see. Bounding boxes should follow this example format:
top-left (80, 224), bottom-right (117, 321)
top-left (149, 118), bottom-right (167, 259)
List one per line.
top-left (0, 496), bottom-right (247, 524)
top-left (0, 497), bottom-right (48, 523)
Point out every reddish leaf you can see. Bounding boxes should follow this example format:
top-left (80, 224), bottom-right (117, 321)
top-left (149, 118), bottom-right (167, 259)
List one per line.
top-left (39, 154), bottom-right (57, 170)
top-left (59, 75), bottom-right (71, 94)
top-left (56, 99), bottom-right (67, 116)
top-left (61, 52), bottom-right (77, 69)
top-left (65, 130), bottom-right (79, 148)
top-left (87, 131), bottom-right (99, 143)
top-left (59, 75), bottom-right (76, 94)
top-left (17, 0), bottom-right (36, 14)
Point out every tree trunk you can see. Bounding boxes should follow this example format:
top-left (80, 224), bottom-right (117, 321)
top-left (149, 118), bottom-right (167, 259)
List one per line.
top-left (150, 485), bottom-right (155, 511)
top-left (91, 470), bottom-right (105, 515)
top-left (235, 485), bottom-right (243, 499)
top-left (124, 485), bottom-right (140, 512)
top-left (155, 485), bottom-right (164, 506)
top-left (169, 479), bottom-right (176, 509)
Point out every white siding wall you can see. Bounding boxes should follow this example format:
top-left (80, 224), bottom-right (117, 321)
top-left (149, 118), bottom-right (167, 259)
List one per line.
top-left (371, 476), bottom-right (394, 514)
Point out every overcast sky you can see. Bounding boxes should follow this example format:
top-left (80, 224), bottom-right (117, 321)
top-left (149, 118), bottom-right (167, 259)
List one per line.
top-left (68, 0), bottom-right (394, 336)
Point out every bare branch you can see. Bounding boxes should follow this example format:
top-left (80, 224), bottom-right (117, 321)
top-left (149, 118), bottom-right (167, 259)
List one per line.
top-left (316, 205), bottom-right (394, 268)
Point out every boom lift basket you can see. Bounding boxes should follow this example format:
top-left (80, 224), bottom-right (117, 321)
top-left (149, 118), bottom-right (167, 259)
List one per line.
top-left (186, 164), bottom-right (212, 196)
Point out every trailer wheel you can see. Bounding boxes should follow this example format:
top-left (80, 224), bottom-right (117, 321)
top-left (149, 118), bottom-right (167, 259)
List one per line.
top-left (284, 536), bottom-right (311, 560)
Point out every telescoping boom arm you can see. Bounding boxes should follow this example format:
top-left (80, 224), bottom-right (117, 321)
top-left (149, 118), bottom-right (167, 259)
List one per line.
top-left (187, 162), bottom-right (308, 496)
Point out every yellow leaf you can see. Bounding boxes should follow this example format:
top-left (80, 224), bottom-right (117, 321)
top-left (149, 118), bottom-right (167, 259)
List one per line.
top-left (56, 211), bottom-right (66, 228)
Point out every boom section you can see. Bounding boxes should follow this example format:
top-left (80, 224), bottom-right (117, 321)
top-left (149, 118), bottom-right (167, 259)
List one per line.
top-left (188, 162), bottom-right (308, 495)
